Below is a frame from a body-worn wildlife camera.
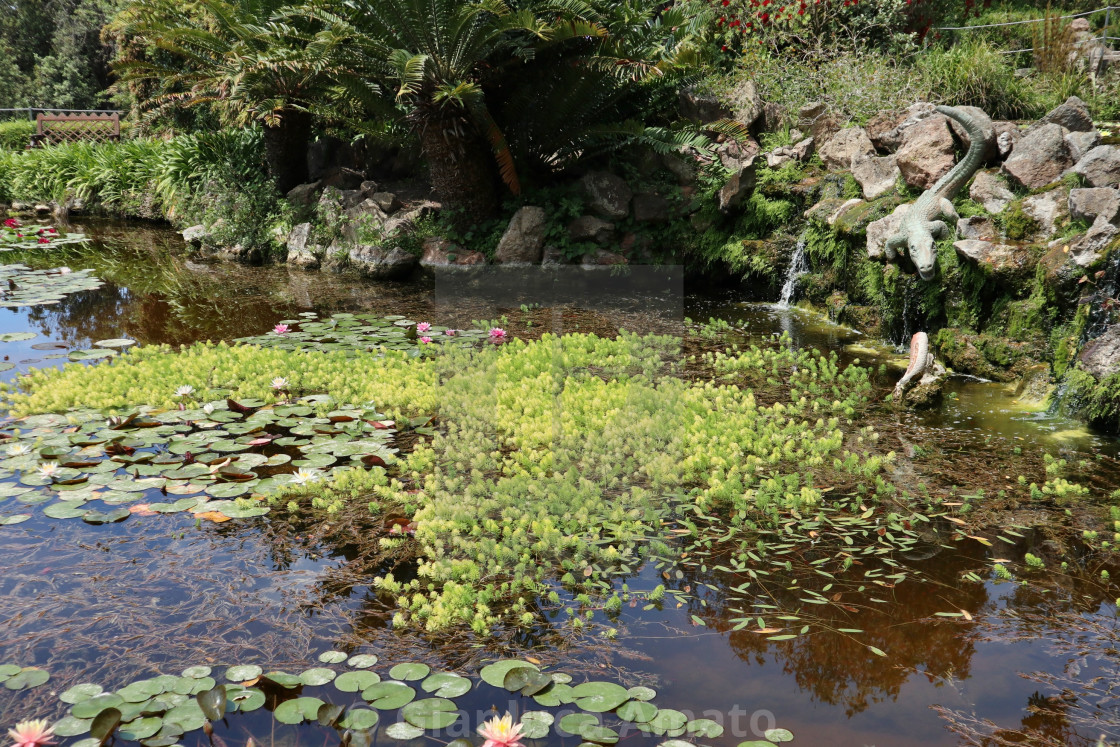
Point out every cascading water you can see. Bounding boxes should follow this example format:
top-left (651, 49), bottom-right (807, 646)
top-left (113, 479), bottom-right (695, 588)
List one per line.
top-left (777, 235), bottom-right (809, 308)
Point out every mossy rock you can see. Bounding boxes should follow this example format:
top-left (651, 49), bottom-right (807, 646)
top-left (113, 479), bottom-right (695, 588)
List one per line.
top-left (902, 380), bottom-right (944, 410)
top-left (832, 193), bottom-right (906, 238)
top-left (934, 328), bottom-right (1043, 382)
top-left (837, 304), bottom-right (883, 338)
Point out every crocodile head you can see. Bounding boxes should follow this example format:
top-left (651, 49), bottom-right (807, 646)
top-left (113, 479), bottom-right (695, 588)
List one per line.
top-left (909, 233), bottom-right (937, 281)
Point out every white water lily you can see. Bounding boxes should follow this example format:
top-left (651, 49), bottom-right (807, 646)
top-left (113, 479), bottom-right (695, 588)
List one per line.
top-left (202, 403), bottom-right (215, 415)
top-left (271, 377), bottom-right (289, 390)
top-left (6, 443), bottom-right (30, 457)
top-left (37, 462), bottom-right (59, 479)
top-left (175, 385), bottom-right (195, 398)
top-left (289, 468), bottom-right (320, 486)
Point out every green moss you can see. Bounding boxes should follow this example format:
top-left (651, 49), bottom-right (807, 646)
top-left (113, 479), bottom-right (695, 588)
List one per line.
top-left (1000, 200), bottom-right (1040, 241)
top-left (1065, 367), bottom-right (1120, 433)
top-left (934, 328), bottom-right (1041, 382)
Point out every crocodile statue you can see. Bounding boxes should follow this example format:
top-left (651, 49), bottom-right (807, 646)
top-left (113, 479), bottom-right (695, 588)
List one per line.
top-left (884, 105), bottom-right (995, 282)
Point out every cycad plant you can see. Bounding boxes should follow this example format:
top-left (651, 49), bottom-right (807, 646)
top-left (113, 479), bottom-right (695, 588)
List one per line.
top-left (304, 0), bottom-right (715, 217)
top-left (112, 0), bottom-right (367, 193)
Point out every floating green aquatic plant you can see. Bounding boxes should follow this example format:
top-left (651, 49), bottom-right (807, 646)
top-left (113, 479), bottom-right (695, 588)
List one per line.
top-left (0, 264), bottom-right (101, 308)
top-left (0, 219), bottom-right (89, 251)
top-left (234, 313), bottom-right (485, 356)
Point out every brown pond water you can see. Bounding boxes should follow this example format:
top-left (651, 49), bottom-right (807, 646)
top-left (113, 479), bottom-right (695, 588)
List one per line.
top-left (0, 220), bottom-right (1118, 746)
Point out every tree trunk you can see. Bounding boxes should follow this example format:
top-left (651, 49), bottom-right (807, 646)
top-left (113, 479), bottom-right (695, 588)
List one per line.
top-left (263, 109), bottom-right (312, 195)
top-left (417, 108), bottom-right (499, 220)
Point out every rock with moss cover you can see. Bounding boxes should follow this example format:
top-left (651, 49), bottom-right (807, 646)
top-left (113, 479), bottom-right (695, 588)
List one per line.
top-left (957, 215), bottom-right (997, 240)
top-left (1067, 215), bottom-right (1120, 267)
top-left (953, 240), bottom-right (1031, 278)
top-left (969, 170), bottom-right (1014, 214)
top-left (1079, 324), bottom-right (1120, 379)
top-left (1002, 124), bottom-right (1076, 189)
top-left (1021, 190), bottom-right (1070, 238)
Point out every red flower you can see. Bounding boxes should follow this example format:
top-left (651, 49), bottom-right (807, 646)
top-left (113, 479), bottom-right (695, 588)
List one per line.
top-left (37, 237), bottom-right (50, 244)
top-left (3, 218), bottom-right (19, 228)
top-left (48, 228), bottom-right (56, 234)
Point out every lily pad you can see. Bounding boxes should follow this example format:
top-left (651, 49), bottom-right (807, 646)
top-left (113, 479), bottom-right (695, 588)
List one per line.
top-left (559, 713), bottom-right (600, 736)
top-left (389, 663), bottom-right (430, 681)
top-left (401, 698), bottom-right (458, 730)
top-left (0, 513), bottom-right (31, 525)
top-left (520, 711), bottom-right (554, 739)
top-left (0, 332), bottom-right (36, 342)
top-left (617, 701), bottom-right (657, 724)
top-left (764, 729), bottom-right (794, 743)
top-left (347, 654), bottom-right (378, 669)
top-left (181, 665), bottom-right (212, 679)
top-left (274, 697), bottom-right (325, 724)
top-left (119, 717), bottom-right (162, 740)
top-left (385, 722), bottom-right (425, 740)
top-left (571, 681), bottom-right (630, 713)
top-left (686, 719), bottom-right (723, 738)
top-left (627, 686), bottom-right (656, 701)
top-left (52, 716), bottom-right (94, 737)
top-left (72, 693), bottom-right (125, 718)
top-left (339, 709), bottom-right (380, 730)
top-left (299, 668), bottom-right (337, 686)
top-left (4, 666), bottom-right (49, 690)
top-left (60, 683), bottom-right (104, 704)
top-left (225, 665), bottom-right (262, 682)
top-left (335, 671), bottom-right (380, 693)
top-left (318, 651), bottom-right (348, 664)
top-left (361, 681), bottom-right (415, 710)
top-left (94, 339), bottom-right (137, 349)
top-left (420, 673), bottom-right (471, 698)
top-left (479, 660), bottom-right (539, 688)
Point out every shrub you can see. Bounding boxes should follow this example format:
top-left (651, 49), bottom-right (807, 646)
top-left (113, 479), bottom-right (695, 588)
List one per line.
top-left (0, 121), bottom-right (33, 151)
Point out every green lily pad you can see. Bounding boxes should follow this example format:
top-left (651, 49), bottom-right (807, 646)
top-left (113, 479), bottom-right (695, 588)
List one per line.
top-left (571, 681), bottom-right (630, 713)
top-left (120, 717), bottom-right (162, 740)
top-left (94, 339), bottom-right (137, 349)
top-left (4, 666), bottom-right (49, 690)
top-left (385, 722), bottom-right (425, 740)
top-left (764, 729), bottom-right (794, 743)
top-left (347, 654), bottom-right (378, 668)
top-left (300, 668), bottom-right (337, 686)
top-left (233, 689), bottom-right (266, 713)
top-left (580, 725), bottom-right (619, 744)
top-left (225, 665), bottom-right (262, 682)
top-left (274, 696), bottom-right (326, 725)
top-left (645, 710), bottom-right (688, 736)
top-left (686, 719), bottom-right (723, 738)
top-left (60, 683), bottom-right (104, 704)
top-left (0, 513), bottom-right (30, 525)
top-left (479, 660), bottom-right (539, 688)
top-left (559, 713), bottom-right (600, 736)
top-left (0, 332), bottom-right (36, 342)
top-left (627, 686), bottom-right (656, 701)
top-left (532, 683), bottom-right (574, 707)
top-left (164, 701), bottom-right (206, 731)
top-left (401, 698), bottom-right (458, 730)
top-left (262, 672), bottom-right (301, 688)
top-left (361, 681), bottom-right (415, 710)
top-left (335, 671), bottom-right (380, 693)
top-left (339, 708), bottom-right (379, 730)
top-left (52, 716), bottom-right (93, 737)
top-left (89, 708), bottom-right (122, 742)
top-left (520, 711), bottom-right (554, 739)
top-left (318, 651), bottom-right (347, 664)
top-left (389, 663), bottom-right (430, 681)
top-left (181, 666), bottom-right (212, 679)
top-left (420, 673), bottom-right (471, 698)
top-left (617, 701), bottom-right (657, 724)
top-left (72, 693), bottom-right (124, 718)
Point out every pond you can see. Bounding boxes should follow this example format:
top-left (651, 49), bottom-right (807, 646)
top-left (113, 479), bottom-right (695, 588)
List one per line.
top-left (1, 219), bottom-right (1118, 747)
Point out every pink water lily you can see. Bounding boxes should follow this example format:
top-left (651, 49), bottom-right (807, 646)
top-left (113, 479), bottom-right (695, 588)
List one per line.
top-left (273, 324), bottom-right (290, 335)
top-left (416, 322), bottom-right (431, 333)
top-left (8, 719), bottom-right (56, 747)
top-left (478, 714), bottom-right (524, 747)
top-left (419, 336), bottom-right (432, 344)
top-left (444, 329), bottom-right (457, 337)
top-left (488, 328), bottom-right (507, 341)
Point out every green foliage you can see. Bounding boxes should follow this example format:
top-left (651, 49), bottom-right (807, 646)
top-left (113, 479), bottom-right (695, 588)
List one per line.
top-left (912, 39), bottom-right (1035, 120)
top-left (999, 200), bottom-right (1041, 241)
top-left (0, 121), bottom-right (34, 151)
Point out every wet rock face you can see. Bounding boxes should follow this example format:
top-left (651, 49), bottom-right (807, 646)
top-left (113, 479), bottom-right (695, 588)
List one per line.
top-left (1002, 124), bottom-right (1076, 189)
top-left (1079, 323), bottom-right (1120, 379)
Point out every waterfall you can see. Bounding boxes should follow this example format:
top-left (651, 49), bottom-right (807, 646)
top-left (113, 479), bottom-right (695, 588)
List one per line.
top-left (777, 235), bottom-right (809, 308)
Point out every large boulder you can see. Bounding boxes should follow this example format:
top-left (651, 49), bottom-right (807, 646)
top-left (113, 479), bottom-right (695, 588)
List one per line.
top-left (632, 193), bottom-right (672, 223)
top-left (865, 102), bottom-right (935, 153)
top-left (969, 170), bottom-right (1015, 213)
top-left (286, 181), bottom-right (322, 207)
top-left (581, 171), bottom-right (632, 219)
top-left (494, 206), bottom-right (548, 264)
top-left (1079, 324), bottom-right (1120, 379)
top-left (568, 215), bottom-right (615, 243)
top-left (419, 237), bottom-right (485, 270)
top-left (286, 222), bottom-right (320, 270)
top-left (368, 192), bottom-right (401, 214)
top-left (1036, 95), bottom-right (1094, 133)
top-left (718, 158), bottom-right (757, 213)
top-left (1069, 187), bottom-right (1120, 224)
top-left (717, 137), bottom-right (761, 170)
top-left (953, 239), bottom-right (1030, 276)
top-left (896, 115), bottom-right (957, 190)
top-left (1066, 130), bottom-right (1102, 161)
top-left (796, 101), bottom-right (827, 128)
top-left (1073, 145), bottom-right (1120, 188)
top-left (866, 204), bottom-right (910, 260)
top-left (818, 127), bottom-right (875, 171)
top-left (726, 80), bottom-right (765, 128)
top-left (1068, 215), bottom-right (1120, 267)
top-left (348, 245), bottom-right (419, 279)
top-left (1002, 124), bottom-right (1075, 189)
top-left (851, 153), bottom-right (900, 200)
top-left (679, 86), bottom-right (730, 122)
top-left (1021, 190), bottom-right (1070, 238)
top-left (380, 201), bottom-right (438, 240)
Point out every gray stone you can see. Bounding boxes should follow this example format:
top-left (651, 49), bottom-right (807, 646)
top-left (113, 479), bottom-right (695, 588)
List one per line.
top-left (369, 192), bottom-right (401, 214)
top-left (866, 102), bottom-right (936, 153)
top-left (419, 237), bottom-right (485, 269)
top-left (1073, 145), bottom-right (1120, 188)
top-left (797, 101), bottom-right (827, 127)
top-left (717, 138), bottom-right (760, 170)
top-left (286, 181), bottom-right (322, 207)
top-left (994, 121), bottom-right (1020, 159)
top-left (541, 246), bottom-right (571, 266)
top-left (1069, 187), bottom-right (1120, 224)
top-left (790, 137), bottom-right (814, 161)
top-left (762, 102), bottom-right (787, 132)
top-left (381, 202), bottom-right (437, 240)
top-left (348, 245), bottom-right (418, 279)
top-left (1002, 123), bottom-right (1075, 189)
top-left (580, 249), bottom-right (628, 266)
top-left (495, 206), bottom-right (548, 264)
top-left (818, 127), bottom-right (875, 171)
top-left (286, 222), bottom-right (320, 270)
top-left (568, 215), bottom-right (615, 243)
top-left (181, 225), bottom-right (209, 248)
top-left (1036, 95), bottom-right (1094, 133)
top-left (360, 180), bottom-right (380, 197)
top-left (1069, 215), bottom-right (1120, 267)
top-left (953, 240), bottom-right (1028, 275)
top-left (679, 86), bottom-right (730, 123)
top-left (1066, 130), bottom-right (1102, 161)
top-left (896, 115), bottom-right (957, 190)
top-left (727, 79), bottom-right (765, 128)
top-left (969, 170), bottom-right (1015, 214)
top-left (957, 215), bottom-right (997, 240)
top-left (581, 171), bottom-right (632, 219)
top-left (719, 159), bottom-right (757, 213)
top-left (633, 193), bottom-right (672, 223)
top-left (1022, 190), bottom-right (1070, 238)
top-left (851, 153), bottom-right (900, 200)
top-left (1079, 323), bottom-right (1120, 379)
top-left (866, 204), bottom-right (911, 261)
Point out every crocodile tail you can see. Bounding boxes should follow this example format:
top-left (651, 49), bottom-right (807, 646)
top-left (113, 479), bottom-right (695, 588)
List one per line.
top-left (929, 105), bottom-right (994, 201)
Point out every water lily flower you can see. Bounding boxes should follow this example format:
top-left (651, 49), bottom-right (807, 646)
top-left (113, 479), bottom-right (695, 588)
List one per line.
top-left (8, 719), bottom-right (56, 747)
top-left (202, 403), bottom-right (215, 415)
top-left (3, 218), bottom-right (20, 229)
top-left (271, 377), bottom-right (288, 390)
top-left (416, 322), bottom-right (431, 333)
top-left (488, 328), bottom-right (507, 342)
top-left (37, 238), bottom-right (50, 244)
top-left (444, 329), bottom-right (457, 337)
top-left (48, 228), bottom-right (56, 234)
top-left (57, 267), bottom-right (71, 275)
top-left (478, 713), bottom-right (524, 747)
top-left (175, 385), bottom-right (195, 398)
top-left (6, 443), bottom-right (30, 457)
top-left (419, 336), bottom-right (432, 344)
top-left (273, 324), bottom-right (290, 335)
top-left (289, 468), bottom-right (320, 486)
top-left (37, 462), bottom-right (59, 479)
